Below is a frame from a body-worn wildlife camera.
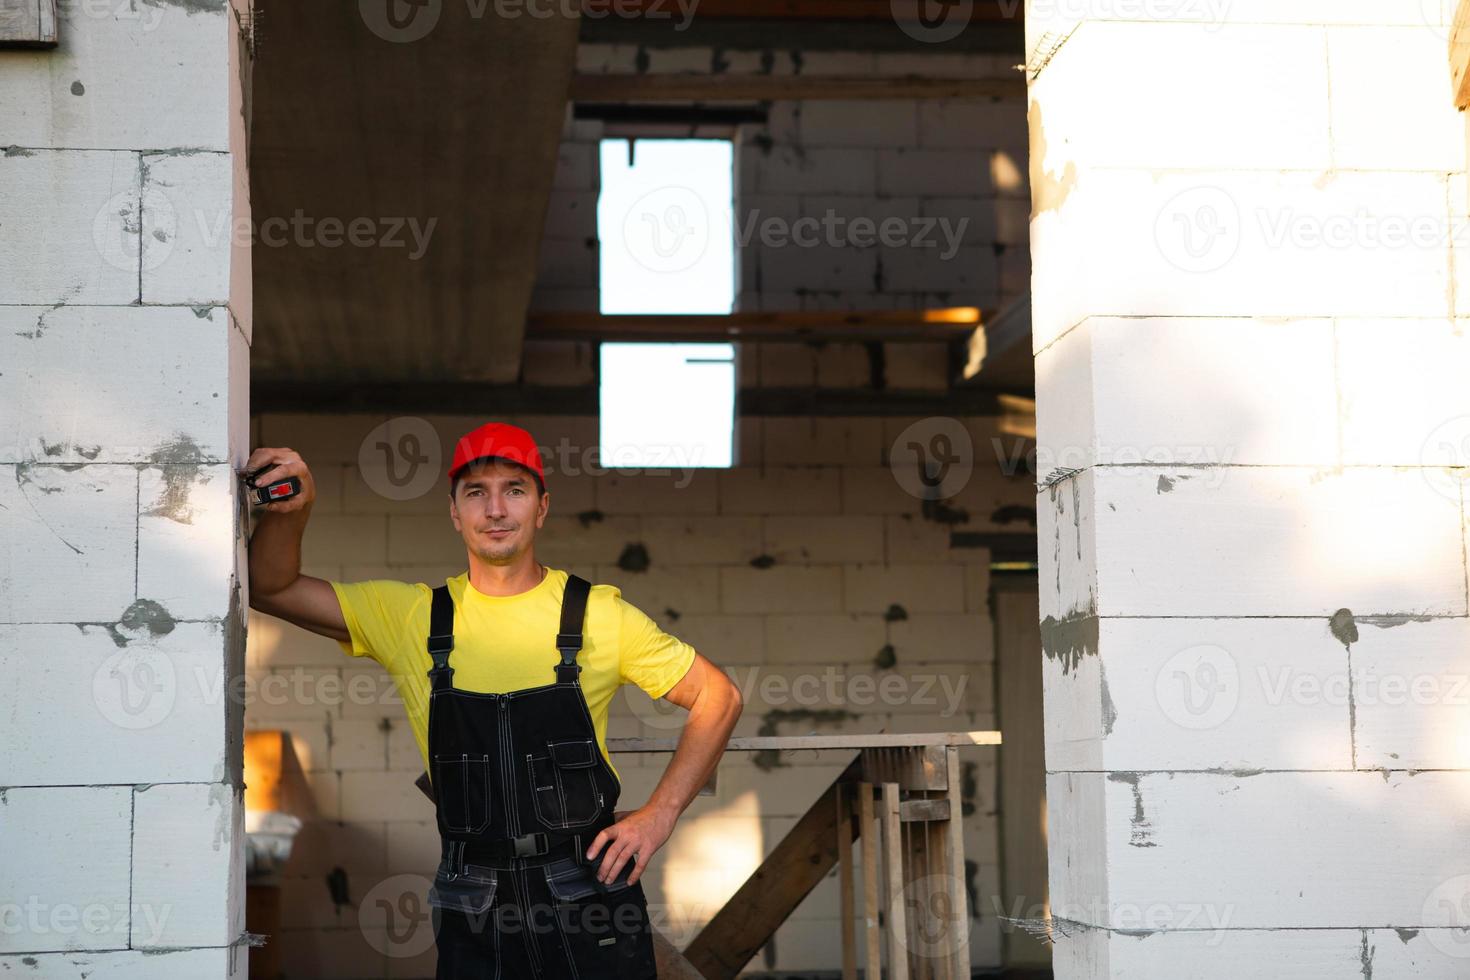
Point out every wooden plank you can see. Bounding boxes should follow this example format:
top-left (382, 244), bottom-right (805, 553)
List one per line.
top-left (862, 743), bottom-right (949, 791)
top-left (994, 584), bottom-right (1052, 968)
top-left (569, 73), bottom-right (1026, 102)
top-left (882, 782), bottom-right (910, 980)
top-left (859, 782), bottom-right (882, 980)
top-left (527, 308), bottom-right (987, 343)
top-left (837, 783), bottom-right (858, 980)
top-left (608, 730), bottom-right (1002, 753)
top-left (684, 755), bottom-right (865, 979)
top-left (1453, 0), bottom-right (1470, 109)
top-left (0, 0), bottom-right (57, 47)
top-left (900, 798), bottom-right (951, 822)
top-left (943, 747), bottom-right (973, 977)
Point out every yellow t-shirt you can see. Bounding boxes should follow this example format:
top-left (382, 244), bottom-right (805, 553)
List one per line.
top-left (328, 566), bottom-right (695, 784)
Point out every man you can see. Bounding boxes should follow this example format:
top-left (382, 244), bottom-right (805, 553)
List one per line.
top-left (246, 421), bottom-right (743, 979)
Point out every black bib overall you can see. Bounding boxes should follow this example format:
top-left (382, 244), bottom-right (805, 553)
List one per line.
top-left (424, 572), bottom-right (659, 978)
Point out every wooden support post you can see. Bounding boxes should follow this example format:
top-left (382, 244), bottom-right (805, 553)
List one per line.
top-left (943, 746), bottom-right (972, 976)
top-left (838, 782), bottom-right (857, 980)
top-left (881, 782), bottom-right (910, 980)
top-left (859, 781), bottom-right (881, 979)
top-left (0, 0), bottom-right (57, 47)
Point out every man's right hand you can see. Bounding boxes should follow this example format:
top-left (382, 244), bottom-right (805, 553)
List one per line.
top-left (244, 446), bottom-right (316, 514)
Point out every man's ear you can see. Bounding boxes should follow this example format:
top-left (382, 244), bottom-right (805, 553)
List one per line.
top-left (536, 490), bottom-right (550, 527)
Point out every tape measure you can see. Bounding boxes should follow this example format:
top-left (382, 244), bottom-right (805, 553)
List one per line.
top-left (243, 468), bottom-right (302, 507)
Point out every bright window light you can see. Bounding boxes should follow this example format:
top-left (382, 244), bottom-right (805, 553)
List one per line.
top-left (597, 139), bottom-right (734, 314)
top-left (599, 343), bottom-right (735, 469)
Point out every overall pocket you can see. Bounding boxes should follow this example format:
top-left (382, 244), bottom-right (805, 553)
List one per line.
top-left (433, 753), bottom-right (492, 834)
top-left (427, 863), bottom-right (499, 916)
top-left (528, 738), bottom-right (602, 829)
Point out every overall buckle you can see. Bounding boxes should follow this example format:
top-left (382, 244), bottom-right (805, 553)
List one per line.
top-left (513, 832), bottom-right (549, 857)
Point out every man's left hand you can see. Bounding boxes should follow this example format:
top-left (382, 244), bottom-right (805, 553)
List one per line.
top-left (586, 805), bottom-right (675, 886)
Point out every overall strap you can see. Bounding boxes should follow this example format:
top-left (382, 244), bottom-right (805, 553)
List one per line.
top-left (554, 573), bottom-right (592, 682)
top-left (427, 584), bottom-right (456, 691)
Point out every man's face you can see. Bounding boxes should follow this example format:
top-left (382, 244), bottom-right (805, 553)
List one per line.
top-left (448, 460), bottom-right (549, 565)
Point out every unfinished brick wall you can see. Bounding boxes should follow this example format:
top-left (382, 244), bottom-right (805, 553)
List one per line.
top-left (0, 1), bottom-right (253, 976)
top-left (246, 399), bottom-right (1036, 975)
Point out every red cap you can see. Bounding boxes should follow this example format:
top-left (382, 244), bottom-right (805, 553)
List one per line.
top-left (448, 422), bottom-right (545, 489)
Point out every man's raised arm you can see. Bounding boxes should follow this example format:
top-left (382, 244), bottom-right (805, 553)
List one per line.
top-left (245, 446), bottom-right (350, 643)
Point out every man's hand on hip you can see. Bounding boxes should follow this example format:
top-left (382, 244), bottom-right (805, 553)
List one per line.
top-left (586, 804), bottom-right (676, 887)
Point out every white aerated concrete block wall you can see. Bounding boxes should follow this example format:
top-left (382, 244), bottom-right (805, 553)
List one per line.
top-left (244, 409), bottom-right (1034, 977)
top-left (0, 1), bottom-right (252, 975)
top-left (1029, 2), bottom-right (1470, 975)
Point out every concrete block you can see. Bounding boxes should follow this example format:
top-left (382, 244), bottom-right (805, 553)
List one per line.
top-left (761, 417), bottom-right (884, 466)
top-left (638, 515), bottom-right (764, 565)
top-left (844, 563), bottom-right (967, 613)
top-left (130, 782), bottom-right (244, 947)
top-left (882, 341), bottom-right (949, 391)
top-left (531, 513), bottom-right (641, 566)
top-left (881, 244), bottom-right (997, 298)
top-left (754, 337), bottom-right (821, 387)
top-left (918, 99), bottom-right (1027, 148)
top-left (660, 614), bottom-right (764, 665)
top-left (1036, 316), bottom-right (1340, 473)
top-left (0, 2), bottom-right (231, 152)
top-left (305, 514), bottom-right (389, 567)
top-left (877, 148), bottom-right (992, 198)
top-left (597, 565), bottom-right (721, 617)
top-left (329, 718), bottom-right (389, 771)
top-left (799, 101), bottom-right (918, 147)
top-left (340, 771), bottom-right (435, 824)
top-left (1327, 27), bottom-right (1465, 171)
top-left (763, 514), bottom-right (884, 564)
top-left (815, 341), bottom-right (873, 388)
top-left (1083, 466), bottom-right (1466, 617)
top-left (0, 787), bottom-right (132, 953)
top-left (764, 613), bottom-right (887, 664)
top-left (720, 565), bottom-right (843, 614)
top-left (0, 306), bottom-right (236, 465)
top-left (552, 142), bottom-right (597, 190)
top-left (890, 613), bottom-right (994, 664)
top-left (1336, 318), bottom-right (1470, 466)
top-left (0, 150), bottom-right (140, 304)
top-left (1043, 617), bottom-right (1352, 773)
top-left (1050, 770), bottom-right (1470, 930)
top-left (1, 623), bottom-right (228, 785)
top-left (520, 339), bottom-right (597, 386)
top-left (0, 463), bottom-right (137, 623)
top-left (0, 948), bottom-right (244, 978)
top-left (136, 463), bottom-right (236, 621)
top-left (1351, 617), bottom-right (1470, 770)
top-left (758, 243), bottom-right (879, 293)
top-left (1029, 168), bottom-right (1454, 350)
top-left (595, 471), bottom-right (720, 515)
top-left (140, 150), bottom-right (234, 304)
top-left (255, 413), bottom-right (389, 466)
top-left (1034, 21), bottom-right (1330, 171)
top-left (717, 466), bottom-right (842, 514)
top-left (541, 189), bottom-right (597, 241)
top-left (991, 147), bottom-right (1028, 198)
top-left (1035, 470), bottom-right (1097, 622)
top-left (754, 147), bottom-right (877, 196)
top-left (841, 466), bottom-right (926, 515)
